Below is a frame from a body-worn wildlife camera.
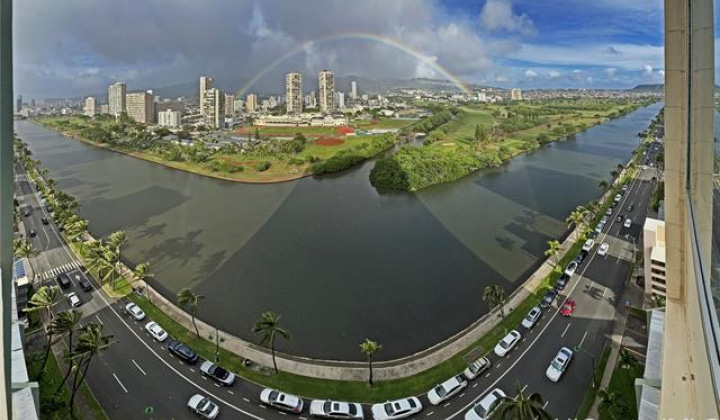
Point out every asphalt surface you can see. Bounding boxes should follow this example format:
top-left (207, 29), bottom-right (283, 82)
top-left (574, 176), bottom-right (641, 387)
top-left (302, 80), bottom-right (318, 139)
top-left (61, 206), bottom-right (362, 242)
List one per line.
top-left (16, 141), bottom-right (660, 420)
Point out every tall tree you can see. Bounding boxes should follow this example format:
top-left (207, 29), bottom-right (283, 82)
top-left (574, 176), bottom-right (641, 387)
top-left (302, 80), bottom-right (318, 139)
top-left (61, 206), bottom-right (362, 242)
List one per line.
top-left (483, 285), bottom-right (508, 319)
top-left (177, 288), bottom-right (204, 337)
top-left (359, 339), bottom-right (382, 385)
top-left (565, 210), bottom-right (586, 241)
top-left (496, 386), bottom-right (552, 420)
top-left (544, 240), bottom-right (562, 267)
top-left (133, 262), bottom-right (154, 283)
top-left (24, 286), bottom-right (63, 377)
top-left (598, 390), bottom-right (629, 419)
top-left (252, 311), bottom-right (290, 373)
top-left (69, 323), bottom-right (116, 411)
top-left (14, 238), bottom-right (37, 286)
top-left (50, 309), bottom-right (83, 396)
top-left (598, 180), bottom-right (610, 192)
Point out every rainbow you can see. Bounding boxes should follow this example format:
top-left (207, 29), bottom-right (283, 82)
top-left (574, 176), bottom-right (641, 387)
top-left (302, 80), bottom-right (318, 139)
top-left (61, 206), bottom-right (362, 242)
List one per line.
top-left (236, 32), bottom-right (471, 97)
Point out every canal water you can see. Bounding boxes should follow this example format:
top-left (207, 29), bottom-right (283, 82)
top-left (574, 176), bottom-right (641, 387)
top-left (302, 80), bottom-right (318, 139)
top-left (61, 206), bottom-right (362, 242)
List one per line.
top-left (14, 102), bottom-right (662, 361)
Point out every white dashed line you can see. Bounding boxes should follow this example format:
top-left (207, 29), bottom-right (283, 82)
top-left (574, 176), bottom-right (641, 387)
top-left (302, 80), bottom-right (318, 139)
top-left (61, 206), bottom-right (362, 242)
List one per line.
top-left (189, 368), bottom-right (195, 373)
top-left (543, 401), bottom-right (549, 409)
top-left (561, 323), bottom-right (572, 338)
top-left (131, 359), bottom-right (146, 376)
top-left (95, 314), bottom-right (104, 325)
top-left (112, 373), bottom-right (128, 393)
top-left (259, 405), bottom-right (266, 409)
top-left (521, 385), bottom-right (528, 393)
top-left (459, 393), bottom-right (465, 398)
top-left (243, 398), bottom-right (250, 403)
top-left (473, 383), bottom-right (479, 388)
top-left (579, 331), bottom-right (588, 347)
top-left (279, 411), bottom-right (287, 415)
top-left (443, 402), bottom-right (451, 407)
top-left (227, 390), bottom-right (235, 395)
top-left (426, 412), bottom-right (435, 417)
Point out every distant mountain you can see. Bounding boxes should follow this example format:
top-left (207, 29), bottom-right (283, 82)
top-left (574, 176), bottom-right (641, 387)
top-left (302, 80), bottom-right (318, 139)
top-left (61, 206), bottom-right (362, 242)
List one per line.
top-left (629, 84), bottom-right (664, 92)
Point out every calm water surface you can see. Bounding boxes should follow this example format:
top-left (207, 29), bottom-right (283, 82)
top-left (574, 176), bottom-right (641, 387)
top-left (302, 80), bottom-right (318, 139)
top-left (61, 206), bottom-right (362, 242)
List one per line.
top-left (15, 102), bottom-right (662, 361)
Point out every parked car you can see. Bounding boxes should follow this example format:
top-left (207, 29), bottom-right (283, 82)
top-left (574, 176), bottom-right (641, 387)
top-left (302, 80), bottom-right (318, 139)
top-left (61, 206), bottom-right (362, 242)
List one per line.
top-left (546, 347), bottom-right (574, 382)
top-left (56, 273), bottom-right (71, 289)
top-left (605, 207), bottom-right (613, 216)
top-left (28, 229), bottom-right (36, 238)
top-left (427, 375), bottom-right (467, 405)
top-left (187, 394), bottom-right (220, 420)
top-left (168, 340), bottom-right (199, 364)
top-left (587, 230), bottom-right (598, 239)
top-left (540, 289), bottom-right (558, 308)
top-left (371, 397), bottom-right (422, 420)
top-left (464, 388), bottom-right (506, 420)
top-left (310, 400), bottom-right (364, 419)
top-left (598, 243), bottom-right (610, 256)
top-left (555, 275), bottom-right (569, 291)
top-left (41, 216), bottom-right (49, 225)
top-left (564, 261), bottom-right (578, 276)
top-left (144, 321), bottom-right (169, 342)
top-left (199, 360), bottom-right (236, 386)
top-left (626, 204), bottom-right (634, 212)
top-left (260, 388), bottom-right (304, 414)
top-left (600, 215), bottom-right (608, 225)
top-left (22, 208), bottom-right (31, 217)
top-left (66, 292), bottom-right (81, 308)
top-left (614, 194), bottom-right (622, 203)
top-left (125, 302), bottom-right (146, 321)
top-left (624, 218), bottom-right (632, 228)
top-left (560, 299), bottom-right (577, 317)
top-left (521, 306), bottom-right (542, 329)
top-left (463, 357), bottom-right (491, 380)
top-left (77, 276), bottom-right (93, 292)
top-left (595, 222), bottom-right (605, 233)
top-left (582, 239), bottom-right (594, 252)
top-left (494, 330), bottom-right (521, 357)
top-left (622, 184), bottom-right (628, 192)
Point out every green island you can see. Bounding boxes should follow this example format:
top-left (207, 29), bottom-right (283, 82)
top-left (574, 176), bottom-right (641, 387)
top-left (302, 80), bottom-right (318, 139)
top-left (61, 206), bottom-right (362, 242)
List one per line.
top-left (370, 99), bottom-right (657, 191)
top-left (34, 115), bottom-right (414, 183)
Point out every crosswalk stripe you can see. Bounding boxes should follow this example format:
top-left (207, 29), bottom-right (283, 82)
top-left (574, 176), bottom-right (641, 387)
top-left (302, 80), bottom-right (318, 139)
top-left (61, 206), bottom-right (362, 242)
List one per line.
top-left (39, 260), bottom-right (84, 280)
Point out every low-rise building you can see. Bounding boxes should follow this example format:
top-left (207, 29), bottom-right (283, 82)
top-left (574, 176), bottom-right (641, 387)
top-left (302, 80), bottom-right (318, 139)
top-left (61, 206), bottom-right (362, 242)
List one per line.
top-left (253, 113), bottom-right (347, 127)
top-left (643, 217), bottom-right (667, 297)
top-left (158, 110), bottom-right (181, 128)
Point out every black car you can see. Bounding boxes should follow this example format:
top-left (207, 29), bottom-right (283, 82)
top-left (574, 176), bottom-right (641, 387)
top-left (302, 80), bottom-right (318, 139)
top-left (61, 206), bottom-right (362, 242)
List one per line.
top-left (22, 208), bottom-right (31, 217)
top-left (41, 217), bottom-right (49, 225)
top-left (555, 276), bottom-right (569, 291)
top-left (28, 229), bottom-right (36, 238)
top-left (78, 276), bottom-right (93, 292)
top-left (540, 289), bottom-right (558, 308)
top-left (626, 204), bottom-right (634, 212)
top-left (56, 273), bottom-right (71, 289)
top-left (168, 340), bottom-right (198, 364)
top-left (587, 230), bottom-right (598, 239)
top-left (575, 250), bottom-right (588, 265)
top-left (616, 215), bottom-right (623, 223)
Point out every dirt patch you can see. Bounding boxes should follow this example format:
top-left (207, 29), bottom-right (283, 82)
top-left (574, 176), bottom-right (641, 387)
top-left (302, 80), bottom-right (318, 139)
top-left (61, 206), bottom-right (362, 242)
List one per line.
top-left (314, 137), bottom-right (344, 146)
top-left (216, 156), bottom-right (261, 167)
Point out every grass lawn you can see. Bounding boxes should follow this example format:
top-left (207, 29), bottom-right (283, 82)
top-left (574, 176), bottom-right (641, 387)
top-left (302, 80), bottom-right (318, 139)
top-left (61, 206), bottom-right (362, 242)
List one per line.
top-left (599, 362), bottom-right (643, 420)
top-left (236, 125), bottom-right (340, 137)
top-left (575, 345), bottom-right (612, 419)
top-left (353, 118), bottom-right (418, 130)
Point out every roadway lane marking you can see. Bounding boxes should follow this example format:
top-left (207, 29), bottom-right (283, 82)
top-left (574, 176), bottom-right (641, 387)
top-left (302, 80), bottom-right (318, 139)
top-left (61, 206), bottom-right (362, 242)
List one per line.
top-left (521, 385), bottom-right (528, 393)
top-left (227, 390), bottom-right (234, 395)
top-left (473, 383), bottom-right (479, 388)
top-left (243, 398), bottom-right (250, 403)
top-left (131, 359), bottom-right (147, 376)
top-left (278, 411), bottom-right (287, 415)
top-left (259, 405), bottom-right (266, 409)
top-left (426, 412), bottom-right (434, 417)
top-left (579, 331), bottom-right (588, 348)
top-left (459, 393), bottom-right (465, 398)
top-left (561, 323), bottom-right (571, 338)
top-left (189, 368), bottom-right (195, 373)
top-left (443, 403), bottom-right (451, 407)
top-left (543, 401), bottom-right (549, 409)
top-left (112, 373), bottom-right (129, 393)
top-left (95, 314), bottom-right (104, 325)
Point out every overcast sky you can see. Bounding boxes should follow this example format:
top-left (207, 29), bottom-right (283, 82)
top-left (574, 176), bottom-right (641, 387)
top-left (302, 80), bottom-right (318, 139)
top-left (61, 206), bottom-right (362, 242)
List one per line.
top-left (13, 0), bottom-right (717, 99)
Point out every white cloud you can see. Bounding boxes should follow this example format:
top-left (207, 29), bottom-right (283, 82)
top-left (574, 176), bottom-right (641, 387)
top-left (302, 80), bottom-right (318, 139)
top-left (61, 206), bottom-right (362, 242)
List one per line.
top-left (508, 43), bottom-right (663, 70)
top-left (605, 67), bottom-right (618, 77)
top-left (479, 0), bottom-right (535, 35)
top-left (547, 70), bottom-right (561, 79)
top-left (495, 75), bottom-right (509, 82)
top-left (524, 69), bottom-right (538, 79)
top-left (643, 64), bottom-right (654, 75)
top-left (658, 69), bottom-right (665, 77)
top-left (587, 76), bottom-right (593, 84)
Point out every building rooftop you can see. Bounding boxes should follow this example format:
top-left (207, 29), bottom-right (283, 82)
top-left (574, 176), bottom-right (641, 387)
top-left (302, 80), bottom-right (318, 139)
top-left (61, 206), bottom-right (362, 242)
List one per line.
top-left (651, 245), bottom-right (666, 265)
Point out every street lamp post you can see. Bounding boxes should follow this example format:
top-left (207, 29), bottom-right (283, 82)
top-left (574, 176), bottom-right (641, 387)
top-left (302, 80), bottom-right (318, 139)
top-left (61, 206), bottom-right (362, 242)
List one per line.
top-left (574, 345), bottom-right (597, 388)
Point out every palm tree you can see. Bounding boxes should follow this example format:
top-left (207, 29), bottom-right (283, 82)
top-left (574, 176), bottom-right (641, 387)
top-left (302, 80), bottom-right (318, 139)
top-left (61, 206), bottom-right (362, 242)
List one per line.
top-left (69, 323), bottom-right (116, 411)
top-left (177, 288), bottom-right (204, 337)
top-left (483, 285), bottom-right (508, 319)
top-left (359, 339), bottom-right (382, 385)
top-left (599, 389), bottom-right (629, 419)
top-left (24, 286), bottom-right (63, 377)
top-left (14, 238), bottom-right (37, 286)
top-left (133, 262), bottom-right (154, 283)
top-left (598, 179), bottom-right (610, 192)
top-left (618, 349), bottom-right (638, 370)
top-left (107, 231), bottom-right (127, 289)
top-left (496, 386), bottom-right (552, 420)
top-left (50, 309), bottom-right (83, 396)
top-left (544, 240), bottom-right (562, 267)
top-left (252, 311), bottom-right (290, 374)
top-left (565, 210), bottom-right (586, 241)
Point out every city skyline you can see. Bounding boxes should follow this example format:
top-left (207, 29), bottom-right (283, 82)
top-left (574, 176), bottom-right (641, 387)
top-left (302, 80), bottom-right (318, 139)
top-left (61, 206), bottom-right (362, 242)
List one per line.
top-left (13, 0), bottom-right (702, 99)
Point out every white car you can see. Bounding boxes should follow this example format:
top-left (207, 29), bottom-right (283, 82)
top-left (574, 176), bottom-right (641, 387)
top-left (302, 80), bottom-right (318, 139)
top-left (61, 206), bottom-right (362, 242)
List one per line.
top-left (427, 375), bottom-right (467, 405)
top-left (144, 321), bottom-right (168, 342)
top-left (546, 347), bottom-right (573, 382)
top-left (614, 194), bottom-right (622, 203)
top-left (494, 330), bottom-right (521, 357)
top-left (463, 357), bottom-right (491, 380)
top-left (260, 388), bottom-right (304, 413)
top-left (564, 261), bottom-right (578, 276)
top-left (582, 239), bottom-right (595, 252)
top-left (598, 242), bottom-right (610, 256)
top-left (199, 360), bottom-right (236, 386)
top-left (125, 302), bottom-right (146, 321)
top-left (465, 388), bottom-right (506, 420)
top-left (187, 394), bottom-right (219, 419)
top-left (371, 397), bottom-right (422, 420)
top-left (309, 400), bottom-right (364, 419)
top-left (624, 218), bottom-right (632, 228)
top-left (67, 292), bottom-right (81, 308)
top-left (600, 215), bottom-right (608, 225)
top-left (605, 207), bottom-right (613, 216)
top-left (521, 306), bottom-right (542, 329)
top-left (595, 222), bottom-right (605, 233)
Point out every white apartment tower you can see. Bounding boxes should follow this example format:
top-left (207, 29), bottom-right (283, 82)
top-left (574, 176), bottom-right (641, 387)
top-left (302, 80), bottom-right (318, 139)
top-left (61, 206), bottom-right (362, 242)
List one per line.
top-left (336, 92), bottom-right (345, 110)
top-left (158, 110), bottom-right (181, 128)
top-left (350, 81), bottom-right (357, 100)
top-left (510, 88), bottom-right (523, 101)
top-left (125, 91), bottom-right (154, 124)
top-left (245, 94), bottom-right (258, 113)
top-left (203, 88), bottom-right (225, 129)
top-left (199, 76), bottom-right (215, 116)
top-left (108, 82), bottom-right (126, 116)
top-left (318, 70), bottom-right (335, 114)
top-left (225, 94), bottom-right (236, 116)
top-left (285, 72), bottom-right (303, 114)
top-left (83, 97), bottom-right (97, 117)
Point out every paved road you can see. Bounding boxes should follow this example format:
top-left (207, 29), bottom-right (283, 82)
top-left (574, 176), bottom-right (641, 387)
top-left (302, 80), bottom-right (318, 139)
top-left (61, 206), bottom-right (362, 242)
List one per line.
top-left (18, 143), bottom-right (659, 420)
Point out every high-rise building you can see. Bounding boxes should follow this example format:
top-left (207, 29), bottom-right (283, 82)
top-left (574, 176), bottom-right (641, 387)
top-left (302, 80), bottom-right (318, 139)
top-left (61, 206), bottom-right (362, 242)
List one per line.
top-left (158, 110), bottom-right (181, 128)
top-left (318, 70), bottom-right (335, 114)
top-left (350, 81), bottom-right (357, 100)
top-left (224, 94), bottom-right (235, 116)
top-left (510, 88), bottom-right (523, 101)
top-left (108, 82), bottom-right (127, 116)
top-left (199, 76), bottom-right (215, 116)
top-left (643, 218), bottom-right (667, 298)
top-left (99, 104), bottom-right (109, 115)
top-left (245, 94), bottom-right (258, 113)
top-left (203, 88), bottom-right (225, 129)
top-left (336, 92), bottom-right (345, 110)
top-left (285, 72), bottom-right (303, 114)
top-left (83, 97), bottom-right (97, 117)
top-left (125, 91), bottom-right (154, 124)
top-left (15, 95), bottom-right (21, 112)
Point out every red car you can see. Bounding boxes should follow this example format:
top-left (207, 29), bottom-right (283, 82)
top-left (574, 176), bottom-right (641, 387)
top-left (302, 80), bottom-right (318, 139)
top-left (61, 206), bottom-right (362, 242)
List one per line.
top-left (560, 299), bottom-right (576, 316)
